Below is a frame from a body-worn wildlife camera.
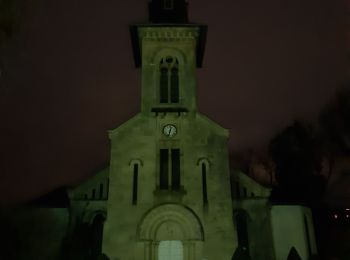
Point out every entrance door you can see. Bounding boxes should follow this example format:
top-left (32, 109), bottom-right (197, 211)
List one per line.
top-left (158, 240), bottom-right (183, 260)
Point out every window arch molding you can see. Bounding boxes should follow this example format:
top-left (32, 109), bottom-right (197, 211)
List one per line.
top-left (83, 210), bottom-right (107, 225)
top-left (129, 159), bottom-right (143, 167)
top-left (152, 48), bottom-right (186, 67)
top-left (196, 158), bottom-right (210, 168)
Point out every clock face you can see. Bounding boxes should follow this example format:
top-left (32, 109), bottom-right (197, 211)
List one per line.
top-left (163, 124), bottom-right (177, 138)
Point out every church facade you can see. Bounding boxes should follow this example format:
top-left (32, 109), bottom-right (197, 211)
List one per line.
top-left (103, 0), bottom-right (234, 259)
top-left (66, 1), bottom-right (318, 260)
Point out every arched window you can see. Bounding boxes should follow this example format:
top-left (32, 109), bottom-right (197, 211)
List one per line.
top-left (90, 214), bottom-right (105, 259)
top-left (160, 67), bottom-right (168, 103)
top-left (202, 163), bottom-right (208, 207)
top-left (132, 164), bottom-right (139, 205)
top-left (129, 159), bottom-right (143, 205)
top-left (159, 148), bottom-right (181, 190)
top-left (170, 66), bottom-right (179, 103)
top-left (171, 149), bottom-right (180, 190)
top-left (197, 159), bottom-right (210, 207)
top-left (160, 149), bottom-right (169, 189)
top-left (159, 56), bottom-right (179, 104)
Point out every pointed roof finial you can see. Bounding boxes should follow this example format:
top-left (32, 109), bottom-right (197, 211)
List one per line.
top-left (148, 0), bottom-right (189, 23)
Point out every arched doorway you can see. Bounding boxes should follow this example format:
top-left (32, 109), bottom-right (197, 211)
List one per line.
top-left (90, 214), bottom-right (105, 259)
top-left (137, 204), bottom-right (204, 260)
top-left (158, 240), bottom-right (183, 260)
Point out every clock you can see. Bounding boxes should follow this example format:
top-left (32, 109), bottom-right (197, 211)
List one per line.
top-left (163, 124), bottom-right (177, 138)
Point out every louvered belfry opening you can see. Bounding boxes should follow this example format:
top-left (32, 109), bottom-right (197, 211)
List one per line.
top-left (159, 57), bottom-right (179, 104)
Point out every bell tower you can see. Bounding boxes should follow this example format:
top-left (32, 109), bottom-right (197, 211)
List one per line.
top-left (102, 1), bottom-right (235, 259)
top-left (130, 0), bottom-right (207, 114)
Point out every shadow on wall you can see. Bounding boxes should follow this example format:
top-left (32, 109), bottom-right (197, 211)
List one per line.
top-left (287, 247), bottom-right (320, 260)
top-left (232, 246), bottom-right (252, 260)
top-left (287, 247), bottom-right (302, 260)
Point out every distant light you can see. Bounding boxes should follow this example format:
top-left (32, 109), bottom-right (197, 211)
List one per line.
top-left (346, 215), bottom-right (349, 218)
top-left (334, 214), bottom-right (338, 219)
top-left (346, 208), bottom-right (350, 211)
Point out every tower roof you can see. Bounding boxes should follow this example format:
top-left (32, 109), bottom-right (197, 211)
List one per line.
top-left (148, 0), bottom-right (188, 23)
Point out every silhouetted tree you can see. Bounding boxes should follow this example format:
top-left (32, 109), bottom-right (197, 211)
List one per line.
top-left (319, 88), bottom-right (350, 156)
top-left (0, 210), bottom-right (20, 260)
top-left (61, 223), bottom-right (92, 260)
top-left (318, 87), bottom-right (350, 185)
top-left (61, 216), bottom-right (106, 260)
top-left (268, 121), bottom-right (326, 206)
top-left (0, 0), bottom-right (20, 45)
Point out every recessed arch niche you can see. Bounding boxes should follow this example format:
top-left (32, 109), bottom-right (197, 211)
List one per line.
top-left (136, 204), bottom-right (204, 260)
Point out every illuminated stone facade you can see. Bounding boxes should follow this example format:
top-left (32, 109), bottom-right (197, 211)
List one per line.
top-left (101, 22), bottom-right (235, 259)
top-left (68, 1), bottom-right (318, 259)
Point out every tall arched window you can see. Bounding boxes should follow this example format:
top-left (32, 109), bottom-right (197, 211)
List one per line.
top-left (160, 149), bottom-right (169, 189)
top-left (159, 56), bottom-right (179, 104)
top-left (129, 159), bottom-right (143, 205)
top-left (170, 65), bottom-right (179, 103)
top-left (160, 67), bottom-right (168, 103)
top-left (197, 158), bottom-right (210, 207)
top-left (159, 148), bottom-right (181, 190)
top-left (90, 214), bottom-right (105, 259)
top-left (202, 163), bottom-right (208, 207)
top-left (171, 149), bottom-right (180, 190)
top-left (132, 164), bottom-right (139, 205)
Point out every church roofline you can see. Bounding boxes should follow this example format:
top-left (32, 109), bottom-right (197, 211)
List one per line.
top-left (108, 113), bottom-right (142, 138)
top-left (197, 114), bottom-right (230, 138)
top-left (130, 23), bottom-right (207, 68)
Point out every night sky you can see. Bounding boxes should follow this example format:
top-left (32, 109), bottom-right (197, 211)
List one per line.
top-left (0, 0), bottom-right (348, 204)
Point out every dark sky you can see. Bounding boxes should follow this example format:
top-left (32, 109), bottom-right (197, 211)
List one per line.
top-left (0, 0), bottom-right (348, 204)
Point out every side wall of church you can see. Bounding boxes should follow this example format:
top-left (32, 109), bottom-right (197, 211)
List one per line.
top-left (271, 206), bottom-right (318, 260)
top-left (232, 199), bottom-right (275, 260)
top-left (232, 171), bottom-right (275, 260)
